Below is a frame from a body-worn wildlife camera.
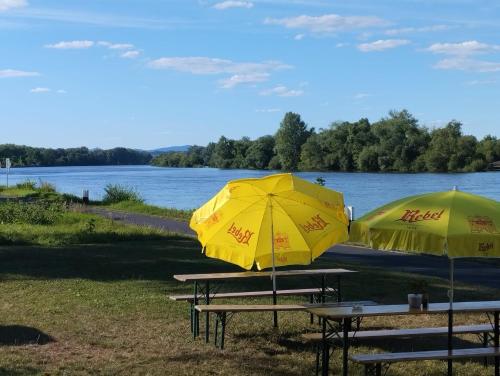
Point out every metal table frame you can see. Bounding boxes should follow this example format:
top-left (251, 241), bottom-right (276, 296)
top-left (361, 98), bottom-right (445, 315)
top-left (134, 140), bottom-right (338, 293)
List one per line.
top-left (174, 268), bottom-right (356, 343)
top-left (307, 301), bottom-right (500, 376)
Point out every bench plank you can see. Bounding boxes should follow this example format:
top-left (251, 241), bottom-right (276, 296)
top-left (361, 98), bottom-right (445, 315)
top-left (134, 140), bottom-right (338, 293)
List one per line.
top-left (351, 347), bottom-right (500, 364)
top-left (302, 324), bottom-right (493, 342)
top-left (195, 301), bottom-right (377, 313)
top-left (169, 287), bottom-right (334, 302)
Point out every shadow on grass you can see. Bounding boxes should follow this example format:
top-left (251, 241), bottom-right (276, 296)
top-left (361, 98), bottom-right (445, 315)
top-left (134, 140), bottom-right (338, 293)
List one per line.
top-left (0, 367), bottom-right (41, 376)
top-left (0, 325), bottom-right (54, 346)
top-left (0, 237), bottom-right (243, 282)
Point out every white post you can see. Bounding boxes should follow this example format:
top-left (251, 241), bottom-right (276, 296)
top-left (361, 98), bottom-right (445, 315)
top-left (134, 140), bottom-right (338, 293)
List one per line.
top-left (5, 158), bottom-right (11, 188)
top-left (347, 206), bottom-right (354, 221)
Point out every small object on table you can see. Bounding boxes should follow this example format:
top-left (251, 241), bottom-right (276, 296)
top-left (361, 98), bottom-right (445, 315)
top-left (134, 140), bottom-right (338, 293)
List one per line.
top-left (352, 303), bottom-right (363, 312)
top-left (408, 293), bottom-right (423, 309)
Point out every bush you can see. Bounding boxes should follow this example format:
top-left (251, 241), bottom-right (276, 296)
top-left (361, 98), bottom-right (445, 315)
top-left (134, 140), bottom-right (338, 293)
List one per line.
top-left (102, 184), bottom-right (143, 204)
top-left (38, 181), bottom-right (57, 193)
top-left (0, 201), bottom-right (64, 225)
top-left (16, 180), bottom-right (37, 190)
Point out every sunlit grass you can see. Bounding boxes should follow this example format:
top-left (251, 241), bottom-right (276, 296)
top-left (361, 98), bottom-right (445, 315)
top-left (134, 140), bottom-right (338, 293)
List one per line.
top-left (0, 237), bottom-right (499, 375)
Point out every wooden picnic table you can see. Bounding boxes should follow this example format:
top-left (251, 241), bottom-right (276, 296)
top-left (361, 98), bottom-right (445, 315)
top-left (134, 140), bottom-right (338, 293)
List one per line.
top-left (173, 268), bottom-right (357, 342)
top-left (307, 300), bottom-right (500, 376)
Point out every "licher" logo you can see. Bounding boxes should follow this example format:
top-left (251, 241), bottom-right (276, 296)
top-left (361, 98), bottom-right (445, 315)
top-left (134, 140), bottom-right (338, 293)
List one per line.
top-left (398, 209), bottom-right (444, 223)
top-left (227, 222), bottom-right (254, 245)
top-left (301, 214), bottom-right (329, 233)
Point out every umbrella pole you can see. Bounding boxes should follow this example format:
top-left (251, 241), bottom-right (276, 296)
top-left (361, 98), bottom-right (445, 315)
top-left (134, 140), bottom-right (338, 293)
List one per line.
top-left (447, 258), bottom-right (454, 376)
top-left (270, 198), bottom-right (278, 328)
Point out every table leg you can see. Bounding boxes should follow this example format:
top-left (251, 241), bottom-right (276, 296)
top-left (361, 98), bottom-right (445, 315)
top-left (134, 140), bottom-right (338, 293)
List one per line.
top-left (447, 309), bottom-right (453, 376)
top-left (337, 276), bottom-right (342, 303)
top-left (342, 317), bottom-right (352, 376)
top-left (495, 311), bottom-right (499, 376)
top-left (321, 317), bottom-right (328, 376)
top-left (193, 281), bottom-right (198, 339)
top-left (205, 280), bottom-right (210, 343)
top-left (273, 289), bottom-right (278, 328)
top-left (220, 312), bottom-right (227, 350)
top-left (321, 275), bottom-right (326, 304)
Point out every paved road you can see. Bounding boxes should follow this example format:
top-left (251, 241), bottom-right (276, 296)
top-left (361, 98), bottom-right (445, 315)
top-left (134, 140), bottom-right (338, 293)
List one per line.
top-left (88, 206), bottom-right (500, 289)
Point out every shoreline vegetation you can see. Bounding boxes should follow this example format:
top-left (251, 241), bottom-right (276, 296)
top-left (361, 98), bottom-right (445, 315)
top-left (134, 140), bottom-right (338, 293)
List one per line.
top-left (151, 110), bottom-right (500, 173)
top-left (1, 111), bottom-right (498, 174)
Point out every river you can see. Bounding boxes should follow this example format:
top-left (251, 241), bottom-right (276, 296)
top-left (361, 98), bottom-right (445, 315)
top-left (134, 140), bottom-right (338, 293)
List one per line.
top-left (3, 165), bottom-right (499, 216)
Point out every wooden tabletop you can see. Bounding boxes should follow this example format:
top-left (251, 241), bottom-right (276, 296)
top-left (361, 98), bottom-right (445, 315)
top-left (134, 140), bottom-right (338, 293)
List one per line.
top-left (307, 300), bottom-right (500, 319)
top-left (173, 268), bottom-right (356, 282)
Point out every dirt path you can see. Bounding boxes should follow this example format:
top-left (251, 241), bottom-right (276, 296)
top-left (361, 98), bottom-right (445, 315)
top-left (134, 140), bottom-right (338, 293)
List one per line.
top-left (84, 206), bottom-right (195, 236)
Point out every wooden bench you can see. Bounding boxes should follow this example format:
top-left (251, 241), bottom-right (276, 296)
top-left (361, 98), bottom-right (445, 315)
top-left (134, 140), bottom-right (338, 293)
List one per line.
top-left (304, 324), bottom-right (494, 374)
top-left (351, 347), bottom-right (500, 375)
top-left (171, 287), bottom-right (338, 338)
top-left (169, 287), bottom-right (336, 302)
top-left (195, 301), bottom-right (376, 349)
top-left (302, 324), bottom-right (494, 342)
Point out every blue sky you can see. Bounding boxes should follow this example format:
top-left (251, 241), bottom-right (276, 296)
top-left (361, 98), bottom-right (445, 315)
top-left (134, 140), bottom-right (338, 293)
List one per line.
top-left (1, 0), bottom-right (499, 149)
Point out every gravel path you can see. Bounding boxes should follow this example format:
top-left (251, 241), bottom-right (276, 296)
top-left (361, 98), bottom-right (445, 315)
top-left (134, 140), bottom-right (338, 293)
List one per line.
top-left (88, 206), bottom-right (500, 289)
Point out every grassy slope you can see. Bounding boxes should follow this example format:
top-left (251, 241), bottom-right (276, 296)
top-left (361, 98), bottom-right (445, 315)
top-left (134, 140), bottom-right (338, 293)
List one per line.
top-left (106, 200), bottom-right (193, 222)
top-left (1, 238), bottom-right (499, 375)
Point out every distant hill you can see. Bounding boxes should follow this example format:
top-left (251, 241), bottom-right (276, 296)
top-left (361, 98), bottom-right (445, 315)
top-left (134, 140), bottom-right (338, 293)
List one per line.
top-left (149, 145), bottom-right (191, 156)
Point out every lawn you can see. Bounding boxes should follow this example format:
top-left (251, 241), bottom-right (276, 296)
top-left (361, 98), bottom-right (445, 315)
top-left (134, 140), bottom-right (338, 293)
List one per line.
top-left (1, 235), bottom-right (499, 376)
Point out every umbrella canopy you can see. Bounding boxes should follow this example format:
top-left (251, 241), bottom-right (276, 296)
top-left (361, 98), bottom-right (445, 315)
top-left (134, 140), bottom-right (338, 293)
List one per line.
top-left (190, 173), bottom-right (349, 271)
top-left (349, 189), bottom-right (500, 258)
top-left (349, 188), bottom-right (500, 375)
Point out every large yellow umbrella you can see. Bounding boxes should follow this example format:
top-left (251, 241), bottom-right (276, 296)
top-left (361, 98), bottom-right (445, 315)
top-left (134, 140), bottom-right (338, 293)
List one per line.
top-left (190, 173), bottom-right (349, 310)
top-left (349, 188), bottom-right (500, 375)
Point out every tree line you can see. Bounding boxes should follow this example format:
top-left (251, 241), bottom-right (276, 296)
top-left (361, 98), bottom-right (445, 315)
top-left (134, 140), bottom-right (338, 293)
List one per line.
top-left (0, 145), bottom-right (152, 167)
top-left (151, 110), bottom-right (499, 173)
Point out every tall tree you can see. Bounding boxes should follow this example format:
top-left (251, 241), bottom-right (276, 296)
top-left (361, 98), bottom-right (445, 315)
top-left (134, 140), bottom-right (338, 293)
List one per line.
top-left (275, 112), bottom-right (312, 171)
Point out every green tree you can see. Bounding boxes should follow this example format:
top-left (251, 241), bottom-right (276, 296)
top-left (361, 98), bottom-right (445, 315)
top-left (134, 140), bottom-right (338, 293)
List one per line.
top-left (245, 135), bottom-right (275, 169)
top-left (275, 112), bottom-right (313, 171)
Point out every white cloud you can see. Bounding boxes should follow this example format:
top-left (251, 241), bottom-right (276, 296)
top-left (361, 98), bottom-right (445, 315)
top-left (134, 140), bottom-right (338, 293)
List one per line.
top-left (149, 57), bottom-right (290, 74)
top-left (121, 50), bottom-right (140, 59)
top-left (45, 40), bottom-right (94, 49)
top-left (0, 0), bottom-right (27, 12)
top-left (56, 89), bottom-right (67, 93)
top-left (358, 39), bottom-right (410, 52)
top-left (149, 57), bottom-right (290, 88)
top-left (0, 68), bottom-right (39, 78)
top-left (219, 73), bottom-right (269, 88)
top-left (260, 85), bottom-right (303, 97)
top-left (426, 40), bottom-right (500, 56)
top-left (30, 87), bottom-right (50, 93)
top-left (354, 93), bottom-right (371, 99)
top-left (255, 108), bottom-right (280, 113)
top-left (336, 42), bottom-right (348, 48)
top-left (213, 1), bottom-right (253, 10)
top-left (294, 33), bottom-right (304, 40)
top-left (434, 58), bottom-right (500, 72)
top-left (98, 41), bottom-right (134, 50)
top-left (464, 78), bottom-right (497, 86)
top-left (264, 14), bottom-right (388, 34)
top-left (385, 25), bottom-right (450, 36)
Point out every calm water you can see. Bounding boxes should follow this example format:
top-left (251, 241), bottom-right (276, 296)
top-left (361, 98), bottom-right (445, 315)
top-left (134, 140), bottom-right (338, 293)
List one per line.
top-left (4, 166), bottom-right (499, 216)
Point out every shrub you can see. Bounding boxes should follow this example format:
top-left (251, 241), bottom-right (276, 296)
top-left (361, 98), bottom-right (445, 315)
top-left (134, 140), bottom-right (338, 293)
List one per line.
top-left (16, 180), bottom-right (37, 190)
top-left (102, 184), bottom-right (143, 204)
top-left (38, 181), bottom-right (57, 193)
top-left (0, 201), bottom-right (64, 225)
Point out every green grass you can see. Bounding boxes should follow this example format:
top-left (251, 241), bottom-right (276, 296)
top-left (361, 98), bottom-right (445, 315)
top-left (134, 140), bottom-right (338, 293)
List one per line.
top-left (106, 200), bottom-right (194, 222)
top-left (1, 236), bottom-right (499, 375)
top-left (0, 207), bottom-right (171, 246)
